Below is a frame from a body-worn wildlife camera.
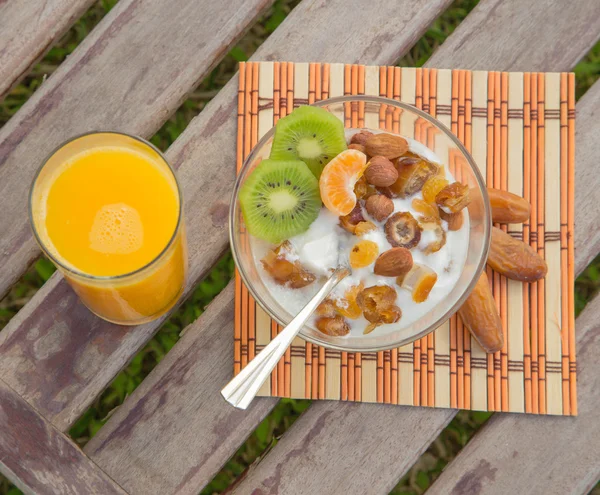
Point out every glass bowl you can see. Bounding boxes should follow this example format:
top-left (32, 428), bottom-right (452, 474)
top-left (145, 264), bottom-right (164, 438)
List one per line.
top-left (230, 95), bottom-right (490, 352)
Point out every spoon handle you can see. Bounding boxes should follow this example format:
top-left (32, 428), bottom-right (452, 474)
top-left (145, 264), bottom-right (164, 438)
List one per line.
top-left (221, 266), bottom-right (350, 409)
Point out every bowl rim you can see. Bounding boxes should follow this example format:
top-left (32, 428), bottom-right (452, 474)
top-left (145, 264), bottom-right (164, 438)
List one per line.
top-left (229, 95), bottom-right (491, 352)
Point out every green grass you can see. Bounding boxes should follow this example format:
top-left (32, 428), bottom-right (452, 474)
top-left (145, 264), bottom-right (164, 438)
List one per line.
top-left (1, 0), bottom-right (600, 494)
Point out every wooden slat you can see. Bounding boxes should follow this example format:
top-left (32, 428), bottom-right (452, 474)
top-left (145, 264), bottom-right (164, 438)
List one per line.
top-left (427, 295), bottom-right (600, 495)
top-left (226, 0), bottom-right (600, 491)
top-left (0, 0), bottom-right (95, 100)
top-left (84, 284), bottom-right (279, 495)
top-left (0, 377), bottom-right (126, 495)
top-left (0, 0), bottom-right (274, 301)
top-left (424, 78), bottom-right (600, 495)
top-left (0, 0), bottom-right (454, 434)
top-left (427, 0), bottom-right (600, 71)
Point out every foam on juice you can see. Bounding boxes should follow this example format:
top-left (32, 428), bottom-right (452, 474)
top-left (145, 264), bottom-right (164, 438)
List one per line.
top-left (89, 203), bottom-right (144, 255)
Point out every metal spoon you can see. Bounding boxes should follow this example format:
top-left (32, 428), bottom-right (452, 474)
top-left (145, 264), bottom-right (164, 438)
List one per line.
top-left (221, 265), bottom-right (350, 409)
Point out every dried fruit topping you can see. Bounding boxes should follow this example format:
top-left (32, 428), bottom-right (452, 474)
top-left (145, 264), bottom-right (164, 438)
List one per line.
top-left (396, 263), bottom-right (438, 303)
top-left (458, 272), bottom-right (504, 353)
top-left (439, 209), bottom-right (464, 231)
top-left (334, 283), bottom-right (364, 319)
top-left (373, 247), bottom-right (413, 277)
top-left (435, 181), bottom-right (471, 213)
top-left (357, 285), bottom-right (402, 328)
top-left (365, 133), bottom-right (409, 159)
top-left (339, 205), bottom-right (365, 233)
top-left (349, 240), bottom-right (379, 269)
top-left (261, 242), bottom-right (316, 288)
top-left (364, 156), bottom-right (398, 187)
top-left (385, 212), bottom-right (422, 249)
top-left (387, 153), bottom-right (439, 198)
top-left (422, 175), bottom-right (449, 204)
top-left (315, 315), bottom-right (350, 336)
top-left (354, 175), bottom-right (377, 200)
top-left (365, 194), bottom-right (394, 221)
top-left (348, 143), bottom-right (366, 153)
top-left (354, 221), bottom-right (377, 236)
top-left (419, 216), bottom-right (447, 254)
top-left (412, 198), bottom-right (440, 222)
top-left (487, 227), bottom-right (547, 282)
top-left (487, 187), bottom-right (531, 224)
top-left (350, 130), bottom-right (374, 147)
top-left (316, 299), bottom-right (338, 318)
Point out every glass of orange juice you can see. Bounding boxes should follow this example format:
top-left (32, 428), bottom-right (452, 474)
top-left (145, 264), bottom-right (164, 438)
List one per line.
top-left (29, 132), bottom-right (187, 325)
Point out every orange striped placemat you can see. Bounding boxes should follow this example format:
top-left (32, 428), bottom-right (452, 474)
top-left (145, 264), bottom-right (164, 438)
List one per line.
top-left (234, 62), bottom-right (576, 415)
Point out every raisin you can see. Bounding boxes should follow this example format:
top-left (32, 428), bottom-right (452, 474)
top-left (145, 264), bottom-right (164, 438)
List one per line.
top-left (334, 283), bottom-right (364, 319)
top-left (315, 316), bottom-right (350, 336)
top-left (439, 209), bottom-right (464, 231)
top-left (349, 240), bottom-right (379, 269)
top-left (422, 175), bottom-right (449, 204)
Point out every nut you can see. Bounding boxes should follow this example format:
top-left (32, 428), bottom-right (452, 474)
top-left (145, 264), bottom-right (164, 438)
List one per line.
top-left (348, 143), bottom-right (366, 153)
top-left (350, 130), bottom-right (373, 147)
top-left (373, 247), bottom-right (413, 277)
top-left (365, 194), bottom-right (394, 221)
top-left (364, 156), bottom-right (398, 187)
top-left (365, 133), bottom-right (409, 159)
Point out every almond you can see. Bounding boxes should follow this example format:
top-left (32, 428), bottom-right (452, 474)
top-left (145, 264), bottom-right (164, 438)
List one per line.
top-left (364, 156), bottom-right (398, 187)
top-left (350, 130), bottom-right (374, 146)
top-left (373, 247), bottom-right (413, 277)
top-left (365, 133), bottom-right (409, 159)
top-left (365, 194), bottom-right (394, 221)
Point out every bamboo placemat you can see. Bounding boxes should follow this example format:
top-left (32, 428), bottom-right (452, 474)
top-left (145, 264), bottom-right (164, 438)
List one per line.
top-left (234, 62), bottom-right (576, 415)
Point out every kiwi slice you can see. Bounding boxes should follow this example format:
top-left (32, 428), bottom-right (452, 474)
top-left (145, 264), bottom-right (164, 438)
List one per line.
top-left (239, 159), bottom-right (321, 243)
top-left (269, 106), bottom-right (347, 178)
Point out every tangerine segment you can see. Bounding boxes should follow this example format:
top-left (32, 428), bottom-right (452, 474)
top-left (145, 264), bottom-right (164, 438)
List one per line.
top-left (319, 149), bottom-right (368, 215)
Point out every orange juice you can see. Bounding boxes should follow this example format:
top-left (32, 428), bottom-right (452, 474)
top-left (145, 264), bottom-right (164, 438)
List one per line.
top-left (30, 132), bottom-right (187, 324)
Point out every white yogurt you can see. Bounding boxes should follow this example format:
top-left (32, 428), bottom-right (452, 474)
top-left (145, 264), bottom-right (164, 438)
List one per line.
top-left (249, 134), bottom-right (469, 337)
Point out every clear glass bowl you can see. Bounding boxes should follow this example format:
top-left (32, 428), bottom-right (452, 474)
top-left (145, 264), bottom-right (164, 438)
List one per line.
top-left (230, 96), bottom-right (490, 352)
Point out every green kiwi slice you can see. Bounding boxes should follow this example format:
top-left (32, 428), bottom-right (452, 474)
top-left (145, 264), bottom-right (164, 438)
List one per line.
top-left (239, 159), bottom-right (321, 243)
top-left (269, 105), bottom-right (347, 178)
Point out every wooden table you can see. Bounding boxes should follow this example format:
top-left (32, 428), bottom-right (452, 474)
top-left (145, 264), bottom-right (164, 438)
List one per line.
top-left (0, 0), bottom-right (599, 493)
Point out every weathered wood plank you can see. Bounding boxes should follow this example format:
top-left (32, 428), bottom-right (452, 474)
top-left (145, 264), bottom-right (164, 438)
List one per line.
top-left (0, 0), bottom-right (453, 434)
top-left (426, 295), bottom-right (600, 495)
top-left (0, 377), bottom-right (126, 495)
top-left (0, 0), bottom-right (95, 100)
top-left (84, 284), bottom-right (279, 495)
top-left (87, 2), bottom-right (600, 492)
top-left (0, 0), bottom-right (274, 300)
top-left (427, 0), bottom-right (600, 71)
